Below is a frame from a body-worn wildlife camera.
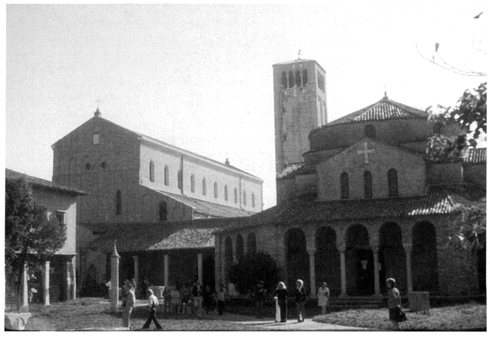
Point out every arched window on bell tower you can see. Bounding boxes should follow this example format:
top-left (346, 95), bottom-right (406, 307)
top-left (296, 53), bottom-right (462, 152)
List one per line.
top-left (302, 69), bottom-right (308, 86)
top-left (295, 70), bottom-right (301, 87)
top-left (281, 71), bottom-right (288, 88)
top-left (288, 70), bottom-right (294, 88)
top-left (340, 172), bottom-right (349, 199)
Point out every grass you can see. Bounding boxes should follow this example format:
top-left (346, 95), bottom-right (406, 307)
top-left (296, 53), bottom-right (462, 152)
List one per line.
top-left (313, 302), bottom-right (487, 331)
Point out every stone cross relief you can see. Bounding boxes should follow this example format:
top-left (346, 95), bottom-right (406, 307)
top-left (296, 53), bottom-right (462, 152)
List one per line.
top-left (357, 142), bottom-right (375, 164)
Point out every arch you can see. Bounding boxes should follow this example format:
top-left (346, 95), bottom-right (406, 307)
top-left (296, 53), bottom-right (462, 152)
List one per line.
top-left (236, 234), bottom-right (244, 262)
top-left (224, 185), bottom-right (228, 201)
top-left (364, 171), bottom-right (373, 199)
top-left (288, 70), bottom-right (294, 88)
top-left (365, 124), bottom-right (376, 138)
top-left (178, 170), bottom-right (183, 190)
top-left (340, 172), bottom-right (349, 199)
top-left (224, 236), bottom-right (233, 284)
top-left (190, 174), bottom-right (195, 193)
top-left (315, 226), bottom-right (341, 295)
top-left (345, 224), bottom-right (374, 295)
top-left (234, 188), bottom-right (238, 203)
top-left (285, 228), bottom-right (309, 292)
top-left (202, 178), bottom-right (207, 195)
top-left (295, 70), bottom-right (301, 87)
top-left (379, 222), bottom-right (406, 294)
top-left (388, 169), bottom-right (398, 197)
top-left (214, 182), bottom-right (218, 198)
top-left (159, 201), bottom-right (168, 221)
top-left (281, 71), bottom-right (288, 88)
top-left (247, 232), bottom-right (257, 255)
top-left (302, 69), bottom-right (308, 86)
top-left (149, 160), bottom-right (155, 182)
top-left (85, 264), bottom-right (97, 296)
top-left (412, 221), bottom-right (439, 292)
top-left (164, 166), bottom-right (169, 186)
top-left (115, 190), bottom-right (122, 215)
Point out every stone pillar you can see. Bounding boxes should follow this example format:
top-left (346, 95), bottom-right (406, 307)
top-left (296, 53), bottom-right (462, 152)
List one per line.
top-left (164, 254), bottom-right (169, 286)
top-left (43, 261), bottom-right (50, 305)
top-left (21, 264), bottom-right (29, 312)
top-left (307, 249), bottom-right (316, 298)
top-left (110, 241), bottom-right (121, 313)
top-left (404, 244), bottom-right (413, 292)
top-left (372, 246), bottom-right (381, 296)
top-left (339, 245), bottom-right (347, 296)
top-left (133, 255), bottom-right (139, 287)
top-left (197, 253), bottom-right (203, 285)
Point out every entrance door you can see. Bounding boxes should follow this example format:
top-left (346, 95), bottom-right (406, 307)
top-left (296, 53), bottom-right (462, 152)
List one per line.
top-left (356, 249), bottom-right (374, 296)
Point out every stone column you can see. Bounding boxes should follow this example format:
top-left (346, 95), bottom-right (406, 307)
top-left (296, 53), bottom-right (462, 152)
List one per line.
top-left (338, 245), bottom-right (347, 296)
top-left (404, 244), bottom-right (413, 292)
top-left (43, 261), bottom-right (50, 305)
top-left (307, 249), bottom-right (316, 298)
top-left (197, 253), bottom-right (203, 285)
top-left (164, 254), bottom-right (169, 286)
top-left (21, 264), bottom-right (29, 312)
top-left (110, 241), bottom-right (121, 313)
top-left (372, 246), bottom-right (381, 296)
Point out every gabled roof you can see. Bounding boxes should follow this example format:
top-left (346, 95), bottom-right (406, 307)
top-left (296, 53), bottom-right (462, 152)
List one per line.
top-left (5, 169), bottom-right (87, 195)
top-left (324, 96), bottom-right (428, 127)
top-left (216, 185), bottom-right (485, 233)
top-left (151, 188), bottom-right (255, 218)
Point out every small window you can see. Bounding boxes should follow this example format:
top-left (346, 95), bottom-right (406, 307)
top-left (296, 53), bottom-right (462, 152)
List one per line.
top-left (295, 70), bottom-right (301, 87)
top-left (178, 170), bottom-right (183, 190)
top-left (214, 182), bottom-right (218, 198)
top-left (93, 133), bottom-right (99, 144)
top-left (85, 163), bottom-right (91, 170)
top-left (224, 185), bottom-right (228, 201)
top-left (302, 69), bottom-right (308, 86)
top-left (159, 202), bottom-right (168, 221)
top-left (149, 161), bottom-right (155, 182)
top-left (341, 172), bottom-right (349, 199)
top-left (281, 71), bottom-right (288, 88)
top-left (191, 174), bottom-right (195, 193)
top-left (116, 190), bottom-right (122, 215)
top-left (202, 178), bottom-right (207, 195)
top-left (388, 169), bottom-right (399, 197)
top-left (288, 70), bottom-right (294, 88)
top-left (252, 193), bottom-right (255, 208)
top-left (55, 211), bottom-right (66, 225)
top-left (164, 166), bottom-right (169, 186)
top-left (365, 125), bottom-right (376, 138)
top-left (364, 171), bottom-right (373, 199)
top-left (234, 188), bottom-right (238, 203)
top-left (317, 71), bottom-right (325, 92)
top-left (243, 191), bottom-right (247, 206)
top-left (101, 161), bottom-right (107, 169)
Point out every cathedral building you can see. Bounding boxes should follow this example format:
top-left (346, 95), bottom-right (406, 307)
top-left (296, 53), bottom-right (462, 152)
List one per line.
top-left (214, 58), bottom-right (486, 298)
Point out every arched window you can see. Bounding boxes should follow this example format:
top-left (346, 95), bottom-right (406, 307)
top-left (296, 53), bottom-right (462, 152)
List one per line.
top-left (202, 178), bottom-right (207, 195)
top-left (178, 170), bottom-right (183, 190)
top-left (234, 188), bottom-right (238, 203)
top-left (365, 125), bottom-right (376, 138)
top-left (340, 172), bottom-right (349, 199)
top-left (159, 201), bottom-right (168, 221)
top-left (364, 171), bottom-right (373, 198)
top-left (252, 193), bottom-right (255, 208)
top-left (281, 71), bottom-right (288, 88)
top-left (116, 190), bottom-right (122, 215)
top-left (302, 69), bottom-right (308, 86)
top-left (190, 174), bottom-right (195, 193)
top-left (243, 191), bottom-right (247, 206)
top-left (149, 161), bottom-right (155, 182)
top-left (288, 70), bottom-right (294, 88)
top-left (224, 185), bottom-right (228, 201)
top-left (388, 169), bottom-right (399, 197)
top-left (164, 166), bottom-right (169, 186)
top-left (214, 182), bottom-right (218, 198)
top-left (295, 70), bottom-right (301, 87)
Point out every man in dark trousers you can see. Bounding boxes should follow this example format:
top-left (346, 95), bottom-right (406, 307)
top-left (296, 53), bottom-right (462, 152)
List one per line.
top-left (142, 289), bottom-right (163, 330)
top-left (254, 281), bottom-right (267, 318)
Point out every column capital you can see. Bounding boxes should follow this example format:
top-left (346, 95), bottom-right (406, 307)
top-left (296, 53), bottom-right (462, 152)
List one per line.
top-left (307, 248), bottom-right (316, 255)
top-left (371, 245), bottom-right (380, 253)
top-left (337, 243), bottom-right (346, 252)
top-left (403, 244), bottom-right (413, 251)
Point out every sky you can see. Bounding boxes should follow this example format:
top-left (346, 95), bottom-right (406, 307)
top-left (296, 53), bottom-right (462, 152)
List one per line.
top-left (4, 1), bottom-right (487, 210)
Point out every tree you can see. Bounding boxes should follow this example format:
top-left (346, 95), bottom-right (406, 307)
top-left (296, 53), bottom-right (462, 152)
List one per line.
top-left (5, 177), bottom-right (67, 310)
top-left (426, 82), bottom-right (486, 161)
top-left (228, 252), bottom-right (282, 296)
top-left (447, 202), bottom-right (486, 255)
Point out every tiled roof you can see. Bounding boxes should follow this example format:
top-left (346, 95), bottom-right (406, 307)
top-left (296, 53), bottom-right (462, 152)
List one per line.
top-left (217, 185), bottom-right (485, 232)
top-left (152, 189), bottom-right (255, 218)
top-left (326, 96), bottom-right (428, 127)
top-left (464, 148), bottom-right (486, 164)
top-left (5, 169), bottom-right (87, 195)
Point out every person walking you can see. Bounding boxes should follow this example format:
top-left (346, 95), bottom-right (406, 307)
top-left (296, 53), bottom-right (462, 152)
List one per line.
top-left (386, 278), bottom-right (404, 331)
top-left (254, 281), bottom-right (267, 318)
top-left (317, 281), bottom-right (330, 315)
top-left (294, 279), bottom-right (307, 322)
top-left (273, 282), bottom-right (288, 323)
top-left (216, 284), bottom-right (227, 316)
top-left (142, 289), bottom-right (163, 330)
top-left (122, 281), bottom-right (135, 329)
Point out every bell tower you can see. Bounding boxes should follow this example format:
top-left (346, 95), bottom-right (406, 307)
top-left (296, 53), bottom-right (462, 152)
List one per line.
top-left (273, 57), bottom-right (327, 176)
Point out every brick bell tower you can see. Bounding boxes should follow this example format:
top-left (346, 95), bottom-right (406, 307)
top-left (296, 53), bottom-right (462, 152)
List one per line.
top-left (273, 56), bottom-right (327, 176)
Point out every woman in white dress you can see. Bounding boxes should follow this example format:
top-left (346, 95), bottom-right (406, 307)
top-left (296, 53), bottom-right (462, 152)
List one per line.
top-left (317, 282), bottom-right (330, 315)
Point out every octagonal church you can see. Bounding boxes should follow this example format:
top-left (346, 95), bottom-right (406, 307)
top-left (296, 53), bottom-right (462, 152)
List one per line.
top-left (215, 58), bottom-right (486, 298)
